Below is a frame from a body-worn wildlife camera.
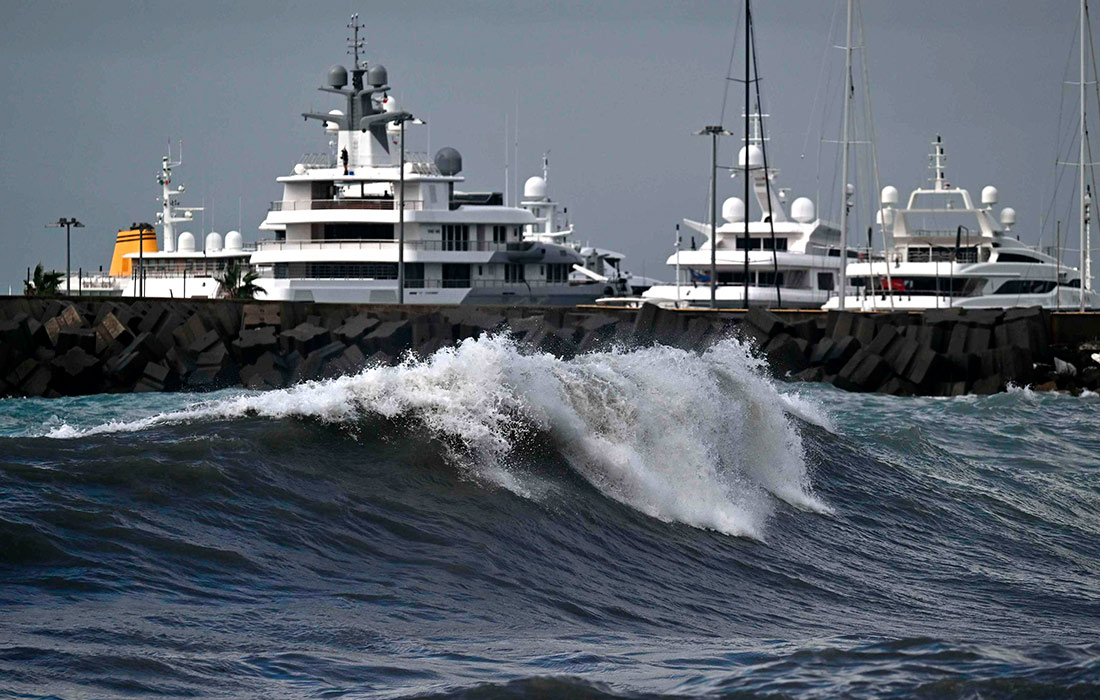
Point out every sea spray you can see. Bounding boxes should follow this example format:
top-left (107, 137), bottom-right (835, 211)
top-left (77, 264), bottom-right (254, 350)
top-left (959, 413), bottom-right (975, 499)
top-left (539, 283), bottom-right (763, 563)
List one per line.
top-left (37, 335), bottom-right (828, 537)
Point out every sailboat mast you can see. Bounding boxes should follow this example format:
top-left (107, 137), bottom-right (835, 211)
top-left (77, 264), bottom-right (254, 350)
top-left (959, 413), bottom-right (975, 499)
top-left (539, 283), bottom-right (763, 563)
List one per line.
top-left (839, 0), bottom-right (854, 310)
top-left (1082, 0), bottom-right (1088, 311)
top-left (743, 0), bottom-right (751, 309)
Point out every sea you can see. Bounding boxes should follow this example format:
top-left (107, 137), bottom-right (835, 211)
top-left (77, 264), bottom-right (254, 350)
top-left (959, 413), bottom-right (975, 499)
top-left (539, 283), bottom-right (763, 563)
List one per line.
top-left (1, 334), bottom-right (1098, 699)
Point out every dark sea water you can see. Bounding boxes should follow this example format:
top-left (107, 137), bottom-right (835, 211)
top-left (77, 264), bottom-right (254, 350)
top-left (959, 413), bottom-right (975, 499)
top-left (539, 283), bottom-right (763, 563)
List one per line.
top-left (1, 335), bottom-right (1098, 699)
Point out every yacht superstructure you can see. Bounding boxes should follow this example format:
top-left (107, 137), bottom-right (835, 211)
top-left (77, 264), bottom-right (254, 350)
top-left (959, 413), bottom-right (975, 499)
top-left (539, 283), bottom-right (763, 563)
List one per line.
top-left (823, 136), bottom-right (1100, 310)
top-left (643, 115), bottom-right (846, 308)
top-left (249, 17), bottom-right (597, 305)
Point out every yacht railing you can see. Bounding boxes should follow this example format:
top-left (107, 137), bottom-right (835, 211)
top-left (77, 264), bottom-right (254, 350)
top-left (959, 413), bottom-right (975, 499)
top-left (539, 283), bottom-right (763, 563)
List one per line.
top-left (255, 239), bottom-right (537, 253)
top-left (269, 199), bottom-right (425, 212)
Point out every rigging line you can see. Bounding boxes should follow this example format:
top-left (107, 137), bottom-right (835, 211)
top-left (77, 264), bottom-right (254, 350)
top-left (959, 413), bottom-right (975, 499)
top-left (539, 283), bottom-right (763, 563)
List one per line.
top-left (748, 13), bottom-right (781, 309)
top-left (1043, 28), bottom-right (1079, 243)
top-left (801, 0), bottom-right (843, 160)
top-left (814, 1), bottom-right (844, 215)
top-left (705, 9), bottom-right (744, 230)
top-left (718, 10), bottom-right (743, 126)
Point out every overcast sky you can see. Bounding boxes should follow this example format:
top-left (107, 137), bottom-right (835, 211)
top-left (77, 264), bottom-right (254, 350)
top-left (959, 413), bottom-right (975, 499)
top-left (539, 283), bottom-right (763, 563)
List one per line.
top-left (0, 1), bottom-right (1090, 291)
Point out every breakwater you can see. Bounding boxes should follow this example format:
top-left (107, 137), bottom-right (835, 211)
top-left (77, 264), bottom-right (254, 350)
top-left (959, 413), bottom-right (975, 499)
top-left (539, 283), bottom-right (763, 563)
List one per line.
top-left (1, 296), bottom-right (1098, 398)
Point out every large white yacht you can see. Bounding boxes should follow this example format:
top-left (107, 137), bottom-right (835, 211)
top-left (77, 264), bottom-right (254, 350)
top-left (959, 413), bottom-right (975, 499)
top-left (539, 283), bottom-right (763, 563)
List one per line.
top-left (247, 19), bottom-right (608, 306)
top-left (643, 115), bottom-right (846, 308)
top-left (823, 136), bottom-right (1100, 311)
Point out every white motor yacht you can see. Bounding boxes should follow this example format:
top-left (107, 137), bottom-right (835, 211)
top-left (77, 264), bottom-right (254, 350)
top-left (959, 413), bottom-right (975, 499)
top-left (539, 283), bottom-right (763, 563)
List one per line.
top-left (644, 114), bottom-right (846, 309)
top-left (822, 136), bottom-right (1100, 311)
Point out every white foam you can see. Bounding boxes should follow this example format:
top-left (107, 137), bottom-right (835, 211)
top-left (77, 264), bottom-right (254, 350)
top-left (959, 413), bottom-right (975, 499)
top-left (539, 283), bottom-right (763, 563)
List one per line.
top-left (44, 335), bottom-right (830, 538)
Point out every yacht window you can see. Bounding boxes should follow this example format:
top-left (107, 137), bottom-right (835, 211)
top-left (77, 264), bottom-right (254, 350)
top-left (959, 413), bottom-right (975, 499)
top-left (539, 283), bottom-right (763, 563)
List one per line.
top-left (404, 263), bottom-right (425, 288)
top-left (758, 271), bottom-right (785, 286)
top-left (442, 224), bottom-right (470, 251)
top-left (993, 280), bottom-right (1056, 295)
top-left (997, 252), bottom-right (1041, 263)
top-left (546, 263), bottom-right (570, 284)
top-left (505, 263), bottom-right (525, 283)
top-left (442, 263), bottom-right (471, 288)
top-left (817, 272), bottom-right (834, 291)
top-left (492, 225), bottom-right (507, 244)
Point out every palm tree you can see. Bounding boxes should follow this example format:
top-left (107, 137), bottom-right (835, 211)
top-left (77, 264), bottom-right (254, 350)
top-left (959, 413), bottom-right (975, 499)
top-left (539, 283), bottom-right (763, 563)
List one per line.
top-left (24, 263), bottom-right (63, 297)
top-left (215, 261), bottom-right (265, 300)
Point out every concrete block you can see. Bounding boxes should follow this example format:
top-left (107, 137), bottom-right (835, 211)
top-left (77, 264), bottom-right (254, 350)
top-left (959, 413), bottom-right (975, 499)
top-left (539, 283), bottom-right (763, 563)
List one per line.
top-left (764, 333), bottom-right (809, 376)
top-left (745, 307), bottom-right (786, 338)
top-left (808, 337), bottom-right (835, 365)
top-left (172, 314), bottom-right (209, 348)
top-left (364, 320), bottom-right (412, 356)
top-left (335, 314), bottom-right (380, 344)
top-left (866, 325), bottom-right (899, 356)
top-left (828, 310), bottom-right (856, 339)
top-left (823, 335), bottom-right (862, 374)
top-left (905, 347), bottom-right (939, 386)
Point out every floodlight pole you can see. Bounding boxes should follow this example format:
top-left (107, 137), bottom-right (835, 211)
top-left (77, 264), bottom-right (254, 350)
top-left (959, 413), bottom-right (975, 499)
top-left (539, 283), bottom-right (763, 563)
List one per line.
top-left (46, 217), bottom-right (84, 296)
top-left (696, 126), bottom-right (731, 309)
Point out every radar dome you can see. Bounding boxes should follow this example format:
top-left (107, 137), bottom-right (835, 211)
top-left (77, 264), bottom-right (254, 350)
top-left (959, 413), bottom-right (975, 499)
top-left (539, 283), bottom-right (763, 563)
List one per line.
top-left (434, 147), bottom-right (462, 176)
top-left (381, 96), bottom-right (399, 113)
top-left (791, 197), bottom-right (816, 223)
top-left (721, 196), bottom-right (745, 223)
top-left (876, 207), bottom-right (896, 227)
top-left (205, 232), bottom-right (223, 252)
top-left (881, 185), bottom-right (899, 206)
top-left (982, 186), bottom-right (998, 206)
top-left (324, 109), bottom-right (344, 133)
top-left (293, 163), bottom-right (307, 175)
top-left (367, 65), bottom-right (388, 87)
top-left (177, 232), bottom-right (195, 253)
top-left (224, 230), bottom-right (243, 251)
top-left (327, 65), bottom-right (348, 88)
top-left (524, 176), bottom-right (547, 200)
top-left (1000, 207), bottom-right (1017, 228)
top-left (738, 145), bottom-right (764, 169)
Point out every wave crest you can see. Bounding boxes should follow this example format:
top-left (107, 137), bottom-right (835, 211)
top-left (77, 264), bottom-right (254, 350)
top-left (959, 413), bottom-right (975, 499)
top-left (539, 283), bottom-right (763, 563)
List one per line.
top-left (44, 335), bottom-right (830, 538)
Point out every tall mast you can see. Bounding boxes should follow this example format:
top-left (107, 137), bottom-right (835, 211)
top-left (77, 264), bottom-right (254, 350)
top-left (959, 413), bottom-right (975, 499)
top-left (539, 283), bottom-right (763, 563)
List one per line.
top-left (839, 0), bottom-right (854, 310)
top-left (1081, 0), bottom-right (1088, 310)
top-left (742, 0), bottom-right (751, 309)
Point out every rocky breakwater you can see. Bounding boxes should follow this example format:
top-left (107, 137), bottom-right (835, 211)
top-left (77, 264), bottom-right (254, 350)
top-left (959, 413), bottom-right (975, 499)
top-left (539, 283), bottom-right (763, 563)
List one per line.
top-left (2, 297), bottom-right (1097, 399)
top-left (0, 298), bottom-right (734, 399)
top-left (741, 306), bottom-right (1100, 396)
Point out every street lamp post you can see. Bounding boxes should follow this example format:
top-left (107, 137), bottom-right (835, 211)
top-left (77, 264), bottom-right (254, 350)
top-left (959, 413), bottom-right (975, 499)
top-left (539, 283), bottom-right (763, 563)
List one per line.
top-left (46, 217), bottom-right (84, 296)
top-left (359, 110), bottom-right (423, 305)
top-left (695, 126), bottom-right (731, 309)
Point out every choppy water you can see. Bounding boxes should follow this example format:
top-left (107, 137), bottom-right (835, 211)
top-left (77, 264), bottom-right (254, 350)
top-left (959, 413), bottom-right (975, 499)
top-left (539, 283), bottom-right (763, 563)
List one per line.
top-left (1, 335), bottom-right (1098, 699)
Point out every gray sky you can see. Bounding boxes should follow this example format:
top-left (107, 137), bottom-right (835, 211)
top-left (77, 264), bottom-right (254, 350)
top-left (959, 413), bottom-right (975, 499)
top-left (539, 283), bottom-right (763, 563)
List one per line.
top-left (0, 1), bottom-right (1089, 291)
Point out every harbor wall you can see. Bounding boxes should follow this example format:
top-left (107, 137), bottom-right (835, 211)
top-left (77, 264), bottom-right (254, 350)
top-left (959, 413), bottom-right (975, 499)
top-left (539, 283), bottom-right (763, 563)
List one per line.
top-left (1, 296), bottom-right (1098, 399)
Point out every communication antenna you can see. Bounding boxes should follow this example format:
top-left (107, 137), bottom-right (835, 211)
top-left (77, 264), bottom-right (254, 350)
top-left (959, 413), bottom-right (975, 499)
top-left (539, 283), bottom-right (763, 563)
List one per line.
top-left (347, 13), bottom-right (366, 69)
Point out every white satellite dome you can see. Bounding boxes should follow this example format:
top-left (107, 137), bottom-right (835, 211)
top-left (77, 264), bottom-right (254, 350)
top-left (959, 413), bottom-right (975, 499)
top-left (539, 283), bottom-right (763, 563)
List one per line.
top-left (293, 163), bottom-right (307, 175)
top-left (881, 185), bottom-right (899, 206)
top-left (738, 145), bottom-right (764, 169)
top-left (1000, 207), bottom-right (1017, 228)
top-left (981, 185), bottom-right (998, 206)
top-left (324, 109), bottom-right (344, 133)
top-left (224, 230), bottom-right (243, 251)
top-left (790, 197), bottom-right (816, 224)
top-left (381, 96), bottom-right (399, 113)
top-left (876, 207), bottom-right (896, 227)
top-left (205, 232), bottom-right (223, 252)
top-left (524, 175), bottom-right (547, 200)
top-left (177, 231), bottom-right (195, 253)
top-left (722, 196), bottom-right (745, 223)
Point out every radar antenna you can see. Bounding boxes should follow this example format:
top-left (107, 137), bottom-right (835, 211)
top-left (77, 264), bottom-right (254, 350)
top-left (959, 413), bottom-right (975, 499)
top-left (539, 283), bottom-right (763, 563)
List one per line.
top-left (347, 13), bottom-right (366, 69)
